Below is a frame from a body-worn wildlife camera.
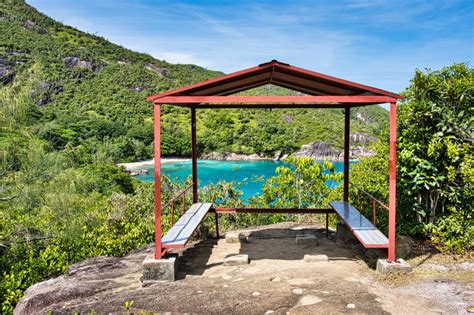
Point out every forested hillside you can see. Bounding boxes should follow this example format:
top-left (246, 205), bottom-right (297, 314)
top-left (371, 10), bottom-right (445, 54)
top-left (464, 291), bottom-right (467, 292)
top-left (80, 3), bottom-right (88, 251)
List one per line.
top-left (0, 0), bottom-right (388, 163)
top-left (1, 1), bottom-right (472, 312)
top-left (0, 1), bottom-right (388, 311)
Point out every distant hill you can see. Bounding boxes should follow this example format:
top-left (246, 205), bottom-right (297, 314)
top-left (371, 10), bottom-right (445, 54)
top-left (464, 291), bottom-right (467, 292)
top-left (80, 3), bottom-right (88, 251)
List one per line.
top-left (0, 0), bottom-right (389, 163)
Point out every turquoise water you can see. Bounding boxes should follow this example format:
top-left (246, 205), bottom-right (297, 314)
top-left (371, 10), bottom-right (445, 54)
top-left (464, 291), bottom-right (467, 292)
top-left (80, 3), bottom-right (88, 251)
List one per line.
top-left (137, 160), bottom-right (356, 200)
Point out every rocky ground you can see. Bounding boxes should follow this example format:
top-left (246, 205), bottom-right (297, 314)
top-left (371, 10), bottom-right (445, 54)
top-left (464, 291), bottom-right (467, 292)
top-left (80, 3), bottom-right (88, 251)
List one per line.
top-left (15, 223), bottom-right (474, 315)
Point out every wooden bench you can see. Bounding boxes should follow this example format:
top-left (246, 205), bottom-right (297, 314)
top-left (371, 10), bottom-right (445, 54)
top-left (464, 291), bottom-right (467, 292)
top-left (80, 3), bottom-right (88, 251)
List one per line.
top-left (162, 203), bottom-right (213, 248)
top-left (330, 201), bottom-right (388, 248)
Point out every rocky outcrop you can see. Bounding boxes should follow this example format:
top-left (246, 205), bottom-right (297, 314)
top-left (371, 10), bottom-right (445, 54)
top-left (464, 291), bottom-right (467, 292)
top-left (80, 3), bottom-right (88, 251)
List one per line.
top-left (350, 132), bottom-right (377, 144)
top-left (129, 85), bottom-right (148, 92)
top-left (355, 112), bottom-right (369, 124)
top-left (294, 142), bottom-right (341, 160)
top-left (31, 81), bottom-right (63, 106)
top-left (145, 63), bottom-right (169, 77)
top-left (294, 133), bottom-right (378, 161)
top-left (0, 50), bottom-right (30, 84)
top-left (24, 20), bottom-right (36, 29)
top-left (14, 223), bottom-right (473, 315)
top-left (14, 252), bottom-right (148, 315)
top-left (201, 152), bottom-right (269, 161)
top-left (63, 57), bottom-right (102, 72)
top-left (201, 135), bottom-right (377, 162)
top-left (0, 61), bottom-right (15, 84)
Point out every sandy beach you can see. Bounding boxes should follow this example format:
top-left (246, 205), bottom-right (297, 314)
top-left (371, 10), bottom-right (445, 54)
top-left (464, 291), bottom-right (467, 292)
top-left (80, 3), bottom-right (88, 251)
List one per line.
top-left (117, 158), bottom-right (190, 170)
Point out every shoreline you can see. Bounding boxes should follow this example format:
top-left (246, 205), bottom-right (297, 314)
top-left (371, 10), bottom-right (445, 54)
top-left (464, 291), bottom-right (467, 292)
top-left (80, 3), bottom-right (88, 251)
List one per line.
top-left (117, 158), bottom-right (190, 170)
top-left (119, 156), bottom-right (359, 171)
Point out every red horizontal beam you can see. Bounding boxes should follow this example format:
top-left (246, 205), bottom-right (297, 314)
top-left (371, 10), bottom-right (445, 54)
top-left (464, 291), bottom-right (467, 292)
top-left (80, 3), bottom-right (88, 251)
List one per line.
top-left (154, 95), bottom-right (397, 105)
top-left (214, 208), bottom-right (335, 214)
top-left (162, 243), bottom-right (185, 249)
top-left (190, 104), bottom-right (349, 109)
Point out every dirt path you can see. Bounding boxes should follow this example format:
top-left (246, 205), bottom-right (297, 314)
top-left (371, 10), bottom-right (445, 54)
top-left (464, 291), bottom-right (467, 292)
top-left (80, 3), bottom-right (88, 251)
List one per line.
top-left (15, 223), bottom-right (473, 314)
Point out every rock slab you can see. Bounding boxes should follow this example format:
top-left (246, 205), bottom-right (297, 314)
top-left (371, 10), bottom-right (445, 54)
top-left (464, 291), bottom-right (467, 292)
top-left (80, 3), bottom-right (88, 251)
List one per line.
top-left (142, 255), bottom-right (177, 282)
top-left (224, 254), bottom-right (249, 266)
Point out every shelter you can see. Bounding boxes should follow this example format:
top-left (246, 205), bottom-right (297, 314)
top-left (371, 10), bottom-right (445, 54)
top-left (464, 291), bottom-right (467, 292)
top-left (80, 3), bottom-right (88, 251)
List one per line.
top-left (147, 60), bottom-right (402, 263)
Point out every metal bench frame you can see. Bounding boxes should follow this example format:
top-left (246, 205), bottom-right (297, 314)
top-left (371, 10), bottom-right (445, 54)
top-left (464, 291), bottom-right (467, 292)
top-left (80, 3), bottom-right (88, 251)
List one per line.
top-left (148, 60), bottom-right (401, 261)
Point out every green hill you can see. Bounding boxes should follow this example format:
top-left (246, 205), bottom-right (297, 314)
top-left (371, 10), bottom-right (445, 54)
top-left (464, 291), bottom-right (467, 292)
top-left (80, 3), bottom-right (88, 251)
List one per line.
top-left (0, 0), bottom-right (389, 164)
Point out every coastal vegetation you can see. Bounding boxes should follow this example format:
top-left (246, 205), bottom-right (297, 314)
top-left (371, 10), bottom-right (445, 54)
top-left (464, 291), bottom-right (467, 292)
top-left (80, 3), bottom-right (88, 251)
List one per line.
top-left (0, 0), bottom-right (472, 313)
top-left (350, 64), bottom-right (473, 251)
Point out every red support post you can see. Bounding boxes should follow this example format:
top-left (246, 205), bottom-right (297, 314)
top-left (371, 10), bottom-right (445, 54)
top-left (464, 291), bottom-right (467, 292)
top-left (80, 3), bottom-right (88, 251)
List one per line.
top-left (191, 107), bottom-right (198, 203)
top-left (343, 107), bottom-right (350, 202)
top-left (388, 102), bottom-right (397, 262)
top-left (154, 104), bottom-right (162, 259)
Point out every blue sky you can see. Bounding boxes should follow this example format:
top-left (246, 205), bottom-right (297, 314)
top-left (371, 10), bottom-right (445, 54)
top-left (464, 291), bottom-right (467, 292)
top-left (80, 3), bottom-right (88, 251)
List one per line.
top-left (29, 0), bottom-right (473, 94)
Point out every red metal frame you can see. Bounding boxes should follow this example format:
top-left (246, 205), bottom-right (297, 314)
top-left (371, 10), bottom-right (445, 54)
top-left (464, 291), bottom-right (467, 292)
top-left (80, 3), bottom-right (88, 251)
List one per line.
top-left (147, 60), bottom-right (401, 101)
top-left (388, 102), bottom-right (397, 261)
top-left (149, 60), bottom-right (401, 261)
top-left (191, 107), bottom-right (198, 203)
top-left (153, 95), bottom-right (397, 105)
top-left (343, 108), bottom-right (350, 202)
top-left (154, 105), bottom-right (163, 259)
top-left (214, 208), bottom-right (334, 214)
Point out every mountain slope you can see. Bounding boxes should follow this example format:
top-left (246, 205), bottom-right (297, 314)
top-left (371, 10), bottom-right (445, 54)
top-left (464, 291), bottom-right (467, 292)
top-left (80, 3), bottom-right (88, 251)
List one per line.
top-left (0, 1), bottom-right (391, 311)
top-left (0, 0), bottom-right (389, 163)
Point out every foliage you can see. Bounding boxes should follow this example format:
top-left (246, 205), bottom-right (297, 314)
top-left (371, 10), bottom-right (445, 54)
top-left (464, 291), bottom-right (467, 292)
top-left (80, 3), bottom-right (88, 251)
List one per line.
top-left (349, 64), bottom-right (473, 252)
top-left (398, 64), bottom-right (473, 251)
top-left (251, 156), bottom-right (342, 208)
top-left (2, 1), bottom-right (472, 313)
top-left (0, 1), bottom-right (387, 163)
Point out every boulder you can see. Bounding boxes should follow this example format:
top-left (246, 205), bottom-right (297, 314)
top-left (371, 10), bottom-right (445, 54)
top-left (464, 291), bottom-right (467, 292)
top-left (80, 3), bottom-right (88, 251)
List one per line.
top-left (63, 57), bottom-right (102, 72)
top-left (0, 64), bottom-right (15, 84)
top-left (350, 132), bottom-right (378, 144)
top-left (201, 152), bottom-right (268, 161)
top-left (129, 85), bottom-right (147, 92)
top-left (294, 141), bottom-right (341, 160)
top-left (293, 139), bottom-right (378, 161)
top-left (24, 20), bottom-right (36, 29)
top-left (145, 63), bottom-right (170, 77)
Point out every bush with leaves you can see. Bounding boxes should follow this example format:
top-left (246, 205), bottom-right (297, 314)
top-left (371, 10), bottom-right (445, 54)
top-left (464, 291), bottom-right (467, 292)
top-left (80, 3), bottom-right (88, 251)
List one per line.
top-left (349, 64), bottom-right (473, 252)
top-left (397, 63), bottom-right (473, 252)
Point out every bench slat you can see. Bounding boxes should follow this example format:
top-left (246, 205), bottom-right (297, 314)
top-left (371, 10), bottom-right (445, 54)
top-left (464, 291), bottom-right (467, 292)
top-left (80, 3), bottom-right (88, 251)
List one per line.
top-left (330, 201), bottom-right (388, 248)
top-left (162, 203), bottom-right (213, 248)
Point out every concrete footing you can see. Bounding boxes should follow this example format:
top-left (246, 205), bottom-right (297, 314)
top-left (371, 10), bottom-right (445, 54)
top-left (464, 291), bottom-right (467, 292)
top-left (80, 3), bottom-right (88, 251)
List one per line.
top-left (304, 254), bottom-right (329, 263)
top-left (224, 254), bottom-right (249, 266)
top-left (376, 258), bottom-right (412, 274)
top-left (295, 234), bottom-right (319, 246)
top-left (142, 255), bottom-right (177, 282)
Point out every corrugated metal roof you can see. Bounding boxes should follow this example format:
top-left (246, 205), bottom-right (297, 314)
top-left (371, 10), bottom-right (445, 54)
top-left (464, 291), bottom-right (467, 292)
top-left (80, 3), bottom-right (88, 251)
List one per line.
top-left (147, 60), bottom-right (402, 102)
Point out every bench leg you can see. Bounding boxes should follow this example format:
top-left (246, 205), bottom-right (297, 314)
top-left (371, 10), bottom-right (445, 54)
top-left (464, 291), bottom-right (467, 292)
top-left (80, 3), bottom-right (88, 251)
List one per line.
top-left (326, 213), bottom-right (329, 238)
top-left (215, 212), bottom-right (219, 238)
